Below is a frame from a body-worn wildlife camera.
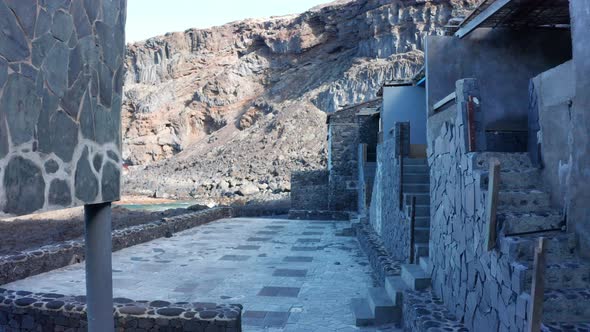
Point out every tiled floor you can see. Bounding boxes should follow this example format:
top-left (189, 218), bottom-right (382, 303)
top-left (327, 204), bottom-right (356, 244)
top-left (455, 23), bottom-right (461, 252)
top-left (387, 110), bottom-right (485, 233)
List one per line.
top-left (2, 217), bottom-right (400, 331)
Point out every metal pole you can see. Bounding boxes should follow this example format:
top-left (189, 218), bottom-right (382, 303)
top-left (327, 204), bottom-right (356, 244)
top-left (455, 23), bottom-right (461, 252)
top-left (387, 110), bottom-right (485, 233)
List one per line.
top-left (84, 202), bottom-right (114, 332)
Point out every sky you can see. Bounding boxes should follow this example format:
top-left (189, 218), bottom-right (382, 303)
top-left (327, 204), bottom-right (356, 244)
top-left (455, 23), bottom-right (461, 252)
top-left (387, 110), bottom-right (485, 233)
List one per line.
top-left (126, 0), bottom-right (333, 43)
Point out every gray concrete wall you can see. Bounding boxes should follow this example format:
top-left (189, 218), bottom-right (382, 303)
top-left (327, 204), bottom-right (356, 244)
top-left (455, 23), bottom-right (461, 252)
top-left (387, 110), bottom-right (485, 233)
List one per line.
top-left (382, 86), bottom-right (426, 144)
top-left (531, 60), bottom-right (575, 209)
top-left (568, 0), bottom-right (590, 255)
top-left (0, 0), bottom-right (126, 216)
top-left (425, 29), bottom-right (571, 138)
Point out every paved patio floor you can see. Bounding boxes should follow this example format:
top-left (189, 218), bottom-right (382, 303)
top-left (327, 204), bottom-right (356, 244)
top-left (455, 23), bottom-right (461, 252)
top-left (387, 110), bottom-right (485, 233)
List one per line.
top-left (3, 217), bottom-right (399, 331)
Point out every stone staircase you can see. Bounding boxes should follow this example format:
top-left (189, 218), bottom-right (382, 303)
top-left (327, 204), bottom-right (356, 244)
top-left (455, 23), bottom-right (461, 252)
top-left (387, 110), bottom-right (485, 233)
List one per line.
top-left (351, 257), bottom-right (433, 327)
top-left (402, 158), bottom-right (431, 263)
top-left (480, 153), bottom-right (590, 329)
top-left (352, 158), bottom-right (434, 327)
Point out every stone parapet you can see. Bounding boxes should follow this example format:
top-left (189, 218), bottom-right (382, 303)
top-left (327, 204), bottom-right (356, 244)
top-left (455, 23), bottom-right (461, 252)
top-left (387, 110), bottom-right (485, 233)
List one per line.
top-left (0, 289), bottom-right (241, 332)
top-left (0, 208), bottom-right (233, 285)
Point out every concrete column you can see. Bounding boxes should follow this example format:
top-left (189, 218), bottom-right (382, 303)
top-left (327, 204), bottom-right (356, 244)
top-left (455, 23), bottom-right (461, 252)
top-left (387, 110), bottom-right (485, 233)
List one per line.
top-left (568, 0), bottom-right (590, 255)
top-left (84, 203), bottom-right (114, 332)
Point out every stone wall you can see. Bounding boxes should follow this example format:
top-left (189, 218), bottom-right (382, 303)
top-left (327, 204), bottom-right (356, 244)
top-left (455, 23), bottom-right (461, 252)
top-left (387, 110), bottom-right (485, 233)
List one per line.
top-left (0, 0), bottom-right (127, 216)
top-left (328, 108), bottom-right (360, 212)
top-left (0, 207), bottom-right (233, 285)
top-left (428, 80), bottom-right (528, 331)
top-left (289, 170), bottom-right (329, 212)
top-left (0, 289), bottom-right (241, 332)
top-left (369, 137), bottom-right (408, 261)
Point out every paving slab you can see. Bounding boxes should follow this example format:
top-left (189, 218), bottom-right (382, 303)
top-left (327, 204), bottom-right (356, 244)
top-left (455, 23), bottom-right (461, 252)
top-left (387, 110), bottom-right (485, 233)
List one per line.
top-left (2, 217), bottom-right (393, 331)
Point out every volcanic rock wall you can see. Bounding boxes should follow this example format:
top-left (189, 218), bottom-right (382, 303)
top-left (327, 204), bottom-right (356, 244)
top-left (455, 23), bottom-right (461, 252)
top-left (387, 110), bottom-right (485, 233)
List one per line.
top-left (122, 0), bottom-right (478, 200)
top-left (0, 0), bottom-right (126, 216)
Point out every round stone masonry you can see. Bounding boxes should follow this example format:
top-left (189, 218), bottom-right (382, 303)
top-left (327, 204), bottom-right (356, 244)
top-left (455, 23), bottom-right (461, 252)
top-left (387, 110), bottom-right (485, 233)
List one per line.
top-left (0, 288), bottom-right (242, 332)
top-left (0, 0), bottom-right (127, 216)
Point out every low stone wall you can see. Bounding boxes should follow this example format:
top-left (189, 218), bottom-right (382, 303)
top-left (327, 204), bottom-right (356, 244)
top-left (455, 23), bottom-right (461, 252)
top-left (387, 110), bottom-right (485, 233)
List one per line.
top-left (402, 289), bottom-right (467, 332)
top-left (0, 289), bottom-right (241, 332)
top-left (353, 221), bottom-right (401, 284)
top-left (0, 207), bottom-right (233, 285)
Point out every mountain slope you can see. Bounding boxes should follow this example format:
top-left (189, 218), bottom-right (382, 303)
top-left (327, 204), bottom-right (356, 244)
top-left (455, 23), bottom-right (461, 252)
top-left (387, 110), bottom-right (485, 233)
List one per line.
top-left (122, 0), bottom-right (477, 200)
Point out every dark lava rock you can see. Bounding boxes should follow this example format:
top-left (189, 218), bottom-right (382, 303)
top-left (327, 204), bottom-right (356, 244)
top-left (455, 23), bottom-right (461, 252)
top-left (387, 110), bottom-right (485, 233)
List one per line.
top-left (149, 300), bottom-right (170, 308)
top-left (75, 147), bottom-right (99, 202)
top-left (49, 179), bottom-right (72, 206)
top-left (46, 300), bottom-right (65, 310)
top-left (157, 307), bottom-right (184, 317)
top-left (3, 156), bottom-right (45, 215)
top-left (15, 297), bottom-right (37, 307)
top-left (44, 159), bottom-right (60, 173)
top-left (101, 161), bottom-right (120, 202)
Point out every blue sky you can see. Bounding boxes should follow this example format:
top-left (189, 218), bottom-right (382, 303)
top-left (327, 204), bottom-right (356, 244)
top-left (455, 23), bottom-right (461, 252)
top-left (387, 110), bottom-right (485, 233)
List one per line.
top-left (126, 0), bottom-right (332, 42)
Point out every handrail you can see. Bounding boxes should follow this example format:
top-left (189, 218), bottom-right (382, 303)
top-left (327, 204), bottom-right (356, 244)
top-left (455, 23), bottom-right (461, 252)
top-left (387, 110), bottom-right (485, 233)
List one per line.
top-left (485, 158), bottom-right (500, 251)
top-left (398, 124), bottom-right (404, 210)
top-left (527, 237), bottom-right (547, 332)
top-left (433, 92), bottom-right (457, 113)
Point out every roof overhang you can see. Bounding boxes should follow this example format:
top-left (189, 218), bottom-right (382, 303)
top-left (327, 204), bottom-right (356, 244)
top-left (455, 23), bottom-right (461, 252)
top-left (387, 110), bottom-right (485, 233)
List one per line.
top-left (452, 0), bottom-right (570, 39)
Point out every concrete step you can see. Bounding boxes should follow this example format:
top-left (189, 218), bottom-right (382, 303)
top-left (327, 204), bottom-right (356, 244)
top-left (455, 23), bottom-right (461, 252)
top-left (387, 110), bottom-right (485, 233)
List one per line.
top-left (419, 257), bottom-right (432, 275)
top-left (498, 189), bottom-right (552, 213)
top-left (542, 288), bottom-right (590, 322)
top-left (403, 158), bottom-right (428, 166)
top-left (472, 152), bottom-right (533, 171)
top-left (403, 164), bottom-right (429, 174)
top-left (401, 264), bottom-right (431, 290)
top-left (414, 227), bottom-right (430, 243)
top-left (404, 192), bottom-right (430, 205)
top-left (402, 184), bottom-right (429, 193)
top-left (367, 287), bottom-right (401, 325)
top-left (513, 259), bottom-right (590, 291)
top-left (478, 168), bottom-right (542, 190)
top-left (542, 322), bottom-right (590, 331)
top-left (499, 231), bottom-right (576, 261)
top-left (415, 243), bottom-right (429, 261)
top-left (414, 205), bottom-right (430, 218)
top-left (498, 210), bottom-right (565, 235)
top-left (385, 276), bottom-right (409, 306)
top-left (351, 298), bottom-right (374, 327)
top-left (402, 173), bottom-right (429, 184)
top-left (415, 217), bottom-right (430, 228)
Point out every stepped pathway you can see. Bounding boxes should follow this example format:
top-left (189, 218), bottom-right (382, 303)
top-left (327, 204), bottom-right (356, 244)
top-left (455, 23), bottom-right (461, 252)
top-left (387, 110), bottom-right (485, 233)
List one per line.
top-left (402, 158), bottom-right (431, 263)
top-left (352, 158), bottom-right (454, 329)
top-left (488, 153), bottom-right (590, 330)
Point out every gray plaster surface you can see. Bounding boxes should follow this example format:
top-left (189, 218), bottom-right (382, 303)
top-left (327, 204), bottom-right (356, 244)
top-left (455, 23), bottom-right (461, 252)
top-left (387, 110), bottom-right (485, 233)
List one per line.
top-left (3, 217), bottom-right (400, 332)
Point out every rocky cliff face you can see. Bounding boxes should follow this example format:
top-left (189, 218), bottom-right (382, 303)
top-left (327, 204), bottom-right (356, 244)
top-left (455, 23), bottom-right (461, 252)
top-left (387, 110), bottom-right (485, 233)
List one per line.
top-left (122, 0), bottom-right (476, 200)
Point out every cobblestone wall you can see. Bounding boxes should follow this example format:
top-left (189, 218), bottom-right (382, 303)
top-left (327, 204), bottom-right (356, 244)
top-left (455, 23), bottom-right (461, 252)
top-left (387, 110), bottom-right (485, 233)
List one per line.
top-left (428, 80), bottom-right (528, 331)
top-left (289, 170), bottom-right (329, 212)
top-left (328, 109), bottom-right (359, 212)
top-left (0, 0), bottom-right (126, 216)
top-left (0, 289), bottom-right (241, 332)
top-left (0, 207), bottom-right (232, 285)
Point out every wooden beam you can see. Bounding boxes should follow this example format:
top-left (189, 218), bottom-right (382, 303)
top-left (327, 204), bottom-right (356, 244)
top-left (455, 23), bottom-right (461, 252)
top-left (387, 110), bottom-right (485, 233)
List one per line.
top-left (433, 92), bottom-right (457, 112)
top-left (527, 237), bottom-right (547, 332)
top-left (455, 0), bottom-right (512, 38)
top-left (485, 158), bottom-right (501, 251)
top-left (409, 196), bottom-right (416, 263)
